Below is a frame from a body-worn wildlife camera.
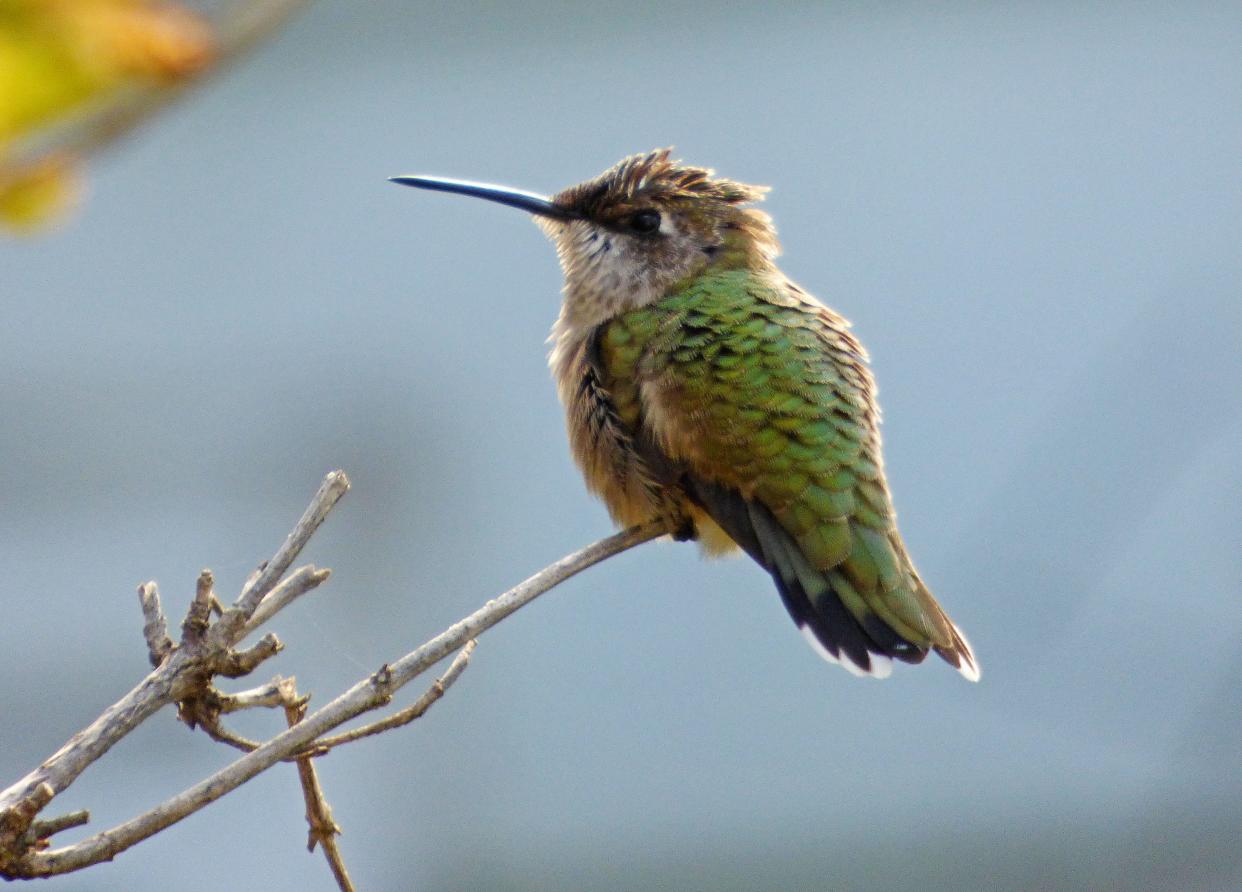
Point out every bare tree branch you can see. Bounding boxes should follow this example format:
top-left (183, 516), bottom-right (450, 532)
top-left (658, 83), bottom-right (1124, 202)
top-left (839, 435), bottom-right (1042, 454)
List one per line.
top-left (181, 570), bottom-right (216, 646)
top-left (0, 510), bottom-right (665, 878)
top-left (208, 472), bottom-right (349, 649)
top-left (137, 582), bottom-right (173, 667)
top-left (242, 566), bottom-right (333, 639)
top-left (0, 471), bottom-right (350, 873)
top-left (21, 811), bottom-right (89, 851)
top-left (308, 640), bottom-right (478, 754)
top-left (217, 677), bottom-right (298, 713)
top-left (285, 698), bottom-right (354, 892)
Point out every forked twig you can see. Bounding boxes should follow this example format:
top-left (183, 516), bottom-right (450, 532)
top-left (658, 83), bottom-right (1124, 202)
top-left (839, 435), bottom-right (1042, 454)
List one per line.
top-left (308, 640), bottom-right (477, 755)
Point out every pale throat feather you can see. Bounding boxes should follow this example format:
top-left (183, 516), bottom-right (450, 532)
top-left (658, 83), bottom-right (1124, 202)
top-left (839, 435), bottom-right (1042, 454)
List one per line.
top-left (543, 216), bottom-right (710, 339)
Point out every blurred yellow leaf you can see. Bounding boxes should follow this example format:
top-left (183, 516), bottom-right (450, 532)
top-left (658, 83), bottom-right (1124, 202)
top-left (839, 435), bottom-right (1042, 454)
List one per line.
top-left (0, 153), bottom-right (81, 232)
top-left (0, 0), bottom-right (215, 230)
top-left (0, 0), bottom-right (304, 233)
top-left (1, 1), bottom-right (214, 134)
top-left (0, 11), bottom-right (99, 142)
top-left (64, 0), bottom-right (216, 81)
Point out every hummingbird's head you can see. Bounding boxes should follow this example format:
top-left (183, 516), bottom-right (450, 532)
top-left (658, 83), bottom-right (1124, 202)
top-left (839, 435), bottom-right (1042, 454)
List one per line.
top-left (543, 149), bottom-right (776, 325)
top-left (392, 149), bottom-right (778, 328)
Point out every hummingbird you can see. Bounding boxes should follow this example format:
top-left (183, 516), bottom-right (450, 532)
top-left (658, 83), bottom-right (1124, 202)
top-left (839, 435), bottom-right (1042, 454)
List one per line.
top-left (392, 149), bottom-right (979, 681)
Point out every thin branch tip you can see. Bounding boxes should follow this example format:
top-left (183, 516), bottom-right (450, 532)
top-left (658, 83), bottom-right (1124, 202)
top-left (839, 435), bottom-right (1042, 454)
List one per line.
top-left (137, 581), bottom-right (173, 665)
top-left (212, 470), bottom-right (352, 646)
top-left (26, 810), bottom-right (90, 845)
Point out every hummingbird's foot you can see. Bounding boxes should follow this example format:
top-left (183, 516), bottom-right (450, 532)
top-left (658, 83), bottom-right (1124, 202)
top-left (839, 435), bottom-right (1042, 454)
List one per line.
top-left (670, 516), bottom-right (698, 542)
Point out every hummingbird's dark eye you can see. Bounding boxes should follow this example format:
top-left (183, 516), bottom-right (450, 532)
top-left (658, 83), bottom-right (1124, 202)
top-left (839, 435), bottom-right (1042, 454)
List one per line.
top-left (627, 209), bottom-right (662, 235)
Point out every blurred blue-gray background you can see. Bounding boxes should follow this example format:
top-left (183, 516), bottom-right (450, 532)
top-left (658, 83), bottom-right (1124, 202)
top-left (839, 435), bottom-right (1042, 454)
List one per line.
top-left (3, 2), bottom-right (1240, 889)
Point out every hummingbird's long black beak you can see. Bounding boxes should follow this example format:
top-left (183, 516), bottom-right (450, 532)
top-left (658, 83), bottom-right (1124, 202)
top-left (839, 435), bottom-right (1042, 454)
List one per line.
top-left (388, 175), bottom-right (578, 221)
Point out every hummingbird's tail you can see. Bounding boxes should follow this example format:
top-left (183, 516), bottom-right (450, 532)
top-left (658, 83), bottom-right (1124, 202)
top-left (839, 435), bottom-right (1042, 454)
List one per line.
top-left (688, 477), bottom-right (979, 680)
top-left (784, 537), bottom-right (980, 681)
top-left (743, 499), bottom-right (920, 679)
top-left (931, 605), bottom-right (980, 682)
